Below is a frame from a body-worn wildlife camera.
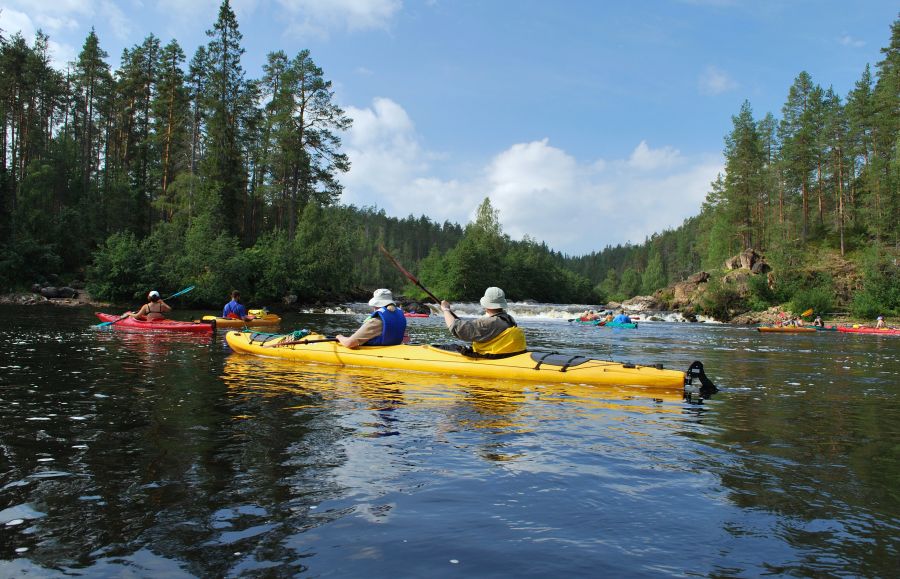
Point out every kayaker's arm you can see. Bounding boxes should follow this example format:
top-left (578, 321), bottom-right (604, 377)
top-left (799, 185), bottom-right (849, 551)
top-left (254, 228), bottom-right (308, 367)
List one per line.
top-left (440, 300), bottom-right (456, 329)
top-left (337, 317), bottom-right (382, 349)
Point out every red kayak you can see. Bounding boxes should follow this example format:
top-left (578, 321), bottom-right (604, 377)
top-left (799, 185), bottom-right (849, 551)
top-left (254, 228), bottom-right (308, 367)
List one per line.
top-left (95, 312), bottom-right (214, 334)
top-left (837, 326), bottom-right (900, 336)
top-left (404, 312), bottom-right (430, 318)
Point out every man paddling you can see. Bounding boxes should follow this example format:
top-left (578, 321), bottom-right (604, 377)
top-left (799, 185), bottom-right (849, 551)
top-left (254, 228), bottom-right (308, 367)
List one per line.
top-left (440, 287), bottom-right (527, 357)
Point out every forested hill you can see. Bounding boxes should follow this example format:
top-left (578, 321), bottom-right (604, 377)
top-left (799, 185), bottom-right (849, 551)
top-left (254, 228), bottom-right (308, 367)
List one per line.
top-left (563, 16), bottom-right (900, 319)
top-left (0, 2), bottom-right (897, 316)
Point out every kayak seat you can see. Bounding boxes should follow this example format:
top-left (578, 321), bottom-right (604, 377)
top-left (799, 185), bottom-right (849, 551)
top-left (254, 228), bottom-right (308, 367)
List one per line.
top-left (431, 344), bottom-right (527, 360)
top-left (248, 332), bottom-right (283, 345)
top-left (530, 351), bottom-right (591, 371)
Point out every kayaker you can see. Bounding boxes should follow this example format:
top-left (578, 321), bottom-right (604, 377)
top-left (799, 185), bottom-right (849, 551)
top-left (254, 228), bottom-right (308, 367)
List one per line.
top-left (876, 316), bottom-right (886, 329)
top-left (336, 288), bottom-right (408, 348)
top-left (125, 290), bottom-right (171, 320)
top-left (813, 315), bottom-right (824, 327)
top-left (440, 287), bottom-right (527, 357)
top-left (611, 310), bottom-right (632, 324)
top-left (222, 290), bottom-right (253, 321)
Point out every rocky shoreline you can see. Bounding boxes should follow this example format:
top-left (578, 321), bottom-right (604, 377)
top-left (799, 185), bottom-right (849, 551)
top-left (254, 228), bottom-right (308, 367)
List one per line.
top-left (0, 290), bottom-right (110, 308)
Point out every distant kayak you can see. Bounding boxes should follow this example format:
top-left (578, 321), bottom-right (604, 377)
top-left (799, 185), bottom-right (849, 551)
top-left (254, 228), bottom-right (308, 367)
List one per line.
top-left (757, 326), bottom-right (816, 333)
top-left (837, 326), bottom-right (900, 335)
top-left (95, 312), bottom-right (214, 334)
top-left (604, 322), bottom-right (638, 329)
top-left (404, 312), bottom-right (430, 318)
top-left (201, 313), bottom-right (282, 329)
top-left (814, 325), bottom-right (838, 331)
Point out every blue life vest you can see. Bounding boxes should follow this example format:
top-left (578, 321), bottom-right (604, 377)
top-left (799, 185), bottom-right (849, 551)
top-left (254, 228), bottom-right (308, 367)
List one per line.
top-left (366, 306), bottom-right (407, 346)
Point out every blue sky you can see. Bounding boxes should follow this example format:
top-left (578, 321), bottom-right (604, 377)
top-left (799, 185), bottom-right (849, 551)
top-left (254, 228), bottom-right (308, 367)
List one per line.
top-left (2, 1), bottom-right (896, 255)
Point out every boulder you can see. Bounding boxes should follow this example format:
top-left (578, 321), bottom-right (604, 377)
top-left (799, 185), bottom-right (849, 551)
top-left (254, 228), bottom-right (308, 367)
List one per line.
top-left (622, 295), bottom-right (660, 312)
top-left (751, 261), bottom-right (771, 274)
top-left (739, 248), bottom-right (759, 270)
top-left (670, 279), bottom-right (709, 309)
top-left (38, 286), bottom-right (78, 299)
top-left (687, 271), bottom-right (709, 284)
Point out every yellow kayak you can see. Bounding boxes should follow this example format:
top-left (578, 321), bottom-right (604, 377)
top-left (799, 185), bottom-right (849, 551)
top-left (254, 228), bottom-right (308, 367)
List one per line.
top-left (202, 312), bottom-right (282, 329)
top-left (225, 330), bottom-right (715, 393)
top-left (222, 355), bottom-right (689, 410)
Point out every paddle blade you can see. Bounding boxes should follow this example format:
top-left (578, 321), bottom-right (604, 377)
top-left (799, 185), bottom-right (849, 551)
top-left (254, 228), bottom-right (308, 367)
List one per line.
top-left (801, 308), bottom-right (814, 317)
top-left (166, 285), bottom-right (195, 300)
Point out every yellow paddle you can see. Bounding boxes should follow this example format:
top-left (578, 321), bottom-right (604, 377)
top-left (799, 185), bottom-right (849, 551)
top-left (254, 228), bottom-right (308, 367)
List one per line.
top-left (801, 308), bottom-right (814, 317)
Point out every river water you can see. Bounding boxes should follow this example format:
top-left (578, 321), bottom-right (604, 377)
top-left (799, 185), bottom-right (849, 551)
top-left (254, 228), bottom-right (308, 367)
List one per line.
top-left (0, 305), bottom-right (897, 577)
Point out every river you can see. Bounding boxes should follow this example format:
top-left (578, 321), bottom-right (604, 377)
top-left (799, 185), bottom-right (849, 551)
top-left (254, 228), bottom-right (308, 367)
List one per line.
top-left (0, 304), bottom-right (897, 577)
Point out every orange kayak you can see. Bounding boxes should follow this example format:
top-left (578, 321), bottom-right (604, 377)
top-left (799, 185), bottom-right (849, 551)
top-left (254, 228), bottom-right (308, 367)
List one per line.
top-left (756, 326), bottom-right (816, 333)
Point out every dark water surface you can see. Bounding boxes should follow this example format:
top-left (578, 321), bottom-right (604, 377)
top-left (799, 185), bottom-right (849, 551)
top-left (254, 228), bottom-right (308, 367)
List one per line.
top-left (1, 305), bottom-right (898, 577)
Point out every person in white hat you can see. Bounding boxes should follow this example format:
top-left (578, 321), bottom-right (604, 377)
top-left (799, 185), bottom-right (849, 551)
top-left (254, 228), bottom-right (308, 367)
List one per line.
top-left (336, 288), bottom-right (408, 348)
top-left (125, 290), bottom-right (172, 320)
top-left (440, 287), bottom-right (527, 357)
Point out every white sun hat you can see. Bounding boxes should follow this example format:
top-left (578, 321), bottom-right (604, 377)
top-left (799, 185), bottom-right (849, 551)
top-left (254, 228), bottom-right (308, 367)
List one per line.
top-left (368, 288), bottom-right (395, 308)
top-left (479, 287), bottom-right (508, 309)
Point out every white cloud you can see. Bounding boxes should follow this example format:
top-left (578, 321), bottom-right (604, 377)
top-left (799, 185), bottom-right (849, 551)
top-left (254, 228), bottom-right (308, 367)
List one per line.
top-left (0, 8), bottom-right (36, 39)
top-left (342, 99), bottom-right (722, 255)
top-left (277, 0), bottom-right (401, 37)
top-left (627, 140), bottom-right (681, 171)
top-left (698, 65), bottom-right (738, 96)
top-left (0, 8), bottom-right (77, 68)
top-left (838, 33), bottom-right (865, 48)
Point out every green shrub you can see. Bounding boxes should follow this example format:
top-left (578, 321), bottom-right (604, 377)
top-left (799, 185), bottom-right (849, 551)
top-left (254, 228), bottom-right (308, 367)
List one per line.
top-left (86, 232), bottom-right (146, 300)
top-left (790, 286), bottom-right (834, 318)
top-left (850, 249), bottom-right (900, 318)
top-left (698, 279), bottom-right (746, 321)
top-left (746, 274), bottom-right (775, 311)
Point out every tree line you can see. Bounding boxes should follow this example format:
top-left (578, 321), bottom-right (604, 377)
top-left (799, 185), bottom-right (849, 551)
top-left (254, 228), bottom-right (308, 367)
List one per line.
top-left (0, 3), bottom-right (897, 315)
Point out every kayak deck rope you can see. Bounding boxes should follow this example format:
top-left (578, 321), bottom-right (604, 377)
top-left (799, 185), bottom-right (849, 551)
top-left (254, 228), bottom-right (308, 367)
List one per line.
top-left (531, 352), bottom-right (591, 372)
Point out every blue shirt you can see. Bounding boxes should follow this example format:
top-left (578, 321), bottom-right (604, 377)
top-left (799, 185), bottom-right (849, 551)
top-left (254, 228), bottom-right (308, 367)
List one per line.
top-left (612, 313), bottom-right (632, 324)
top-left (223, 299), bottom-right (248, 319)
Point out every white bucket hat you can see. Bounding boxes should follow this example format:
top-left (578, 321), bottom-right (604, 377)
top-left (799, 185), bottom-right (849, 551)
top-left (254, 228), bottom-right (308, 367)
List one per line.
top-left (480, 287), bottom-right (507, 309)
top-left (368, 288), bottom-right (395, 308)
top-left (148, 290), bottom-right (160, 299)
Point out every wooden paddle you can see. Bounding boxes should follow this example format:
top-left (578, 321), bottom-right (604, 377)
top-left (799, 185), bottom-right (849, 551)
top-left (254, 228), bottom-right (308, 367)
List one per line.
top-left (378, 245), bottom-right (458, 319)
top-left (96, 285), bottom-right (196, 327)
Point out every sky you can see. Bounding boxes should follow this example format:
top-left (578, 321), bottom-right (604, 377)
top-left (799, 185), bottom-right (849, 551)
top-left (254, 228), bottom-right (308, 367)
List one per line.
top-left (2, 1), bottom-right (897, 256)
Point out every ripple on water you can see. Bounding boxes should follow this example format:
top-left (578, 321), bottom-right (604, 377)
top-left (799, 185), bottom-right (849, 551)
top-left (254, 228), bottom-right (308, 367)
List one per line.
top-left (0, 504), bottom-right (47, 525)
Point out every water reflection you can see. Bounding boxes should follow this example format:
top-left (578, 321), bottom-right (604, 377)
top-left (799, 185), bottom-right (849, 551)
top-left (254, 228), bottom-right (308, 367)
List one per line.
top-left (221, 355), bottom-right (685, 429)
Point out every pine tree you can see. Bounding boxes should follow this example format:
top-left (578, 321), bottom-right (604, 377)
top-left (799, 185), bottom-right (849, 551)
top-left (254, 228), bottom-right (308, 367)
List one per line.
top-left (779, 71), bottom-right (819, 242)
top-left (202, 0), bottom-right (249, 236)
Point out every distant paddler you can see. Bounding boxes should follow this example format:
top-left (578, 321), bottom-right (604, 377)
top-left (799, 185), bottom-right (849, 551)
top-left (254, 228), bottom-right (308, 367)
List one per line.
top-left (222, 290), bottom-right (254, 322)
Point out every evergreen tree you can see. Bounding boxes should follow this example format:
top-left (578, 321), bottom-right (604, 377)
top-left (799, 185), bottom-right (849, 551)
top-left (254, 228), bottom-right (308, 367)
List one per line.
top-left (151, 39), bottom-right (190, 222)
top-left (779, 71), bottom-right (819, 242)
top-left (202, 0), bottom-right (249, 237)
top-left (722, 101), bottom-right (766, 249)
